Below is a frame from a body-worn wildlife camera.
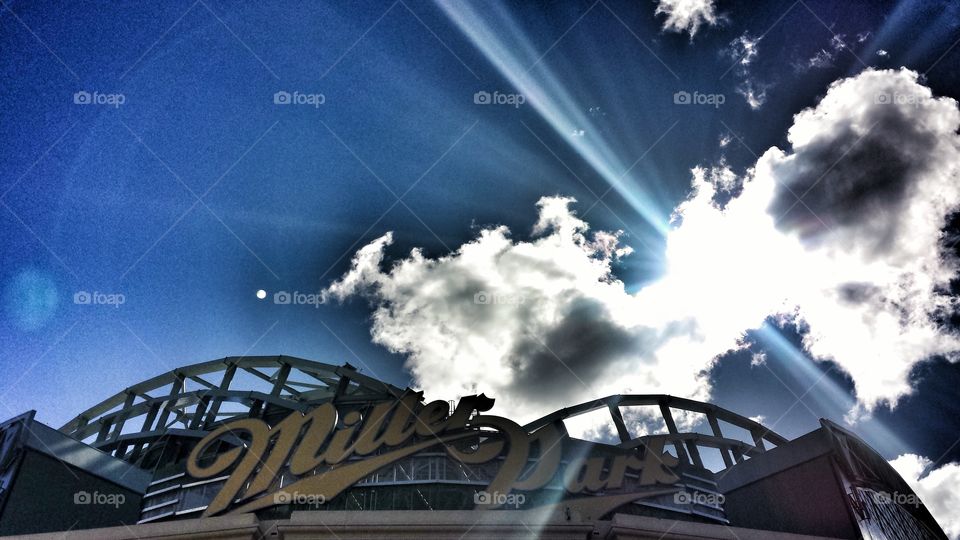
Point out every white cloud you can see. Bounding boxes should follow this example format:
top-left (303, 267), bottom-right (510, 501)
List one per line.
top-left (763, 69), bottom-right (960, 412)
top-left (693, 162), bottom-right (739, 192)
top-left (800, 33), bottom-right (887, 72)
top-left (889, 454), bottom-right (960, 539)
top-left (727, 33), bottom-right (760, 67)
top-left (324, 197), bottom-right (713, 427)
top-left (807, 49), bottom-right (835, 69)
top-left (676, 68), bottom-right (960, 415)
top-left (737, 81), bottom-right (767, 110)
top-left (805, 34), bottom-right (849, 70)
top-left (725, 33), bottom-right (768, 109)
top-left (325, 68), bottom-right (960, 425)
top-left (654, 0), bottom-right (720, 39)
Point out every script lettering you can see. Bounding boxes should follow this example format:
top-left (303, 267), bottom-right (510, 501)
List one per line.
top-left (186, 393), bottom-right (679, 516)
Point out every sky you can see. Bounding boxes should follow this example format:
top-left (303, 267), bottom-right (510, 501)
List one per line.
top-left (2, 0), bottom-right (960, 535)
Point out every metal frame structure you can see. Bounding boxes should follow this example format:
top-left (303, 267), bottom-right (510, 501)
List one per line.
top-left (59, 356), bottom-right (406, 463)
top-left (36, 358), bottom-right (949, 538)
top-left (60, 355), bottom-right (789, 476)
top-left (525, 394), bottom-right (789, 472)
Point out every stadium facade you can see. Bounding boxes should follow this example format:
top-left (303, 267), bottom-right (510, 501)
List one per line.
top-left (0, 356), bottom-right (947, 539)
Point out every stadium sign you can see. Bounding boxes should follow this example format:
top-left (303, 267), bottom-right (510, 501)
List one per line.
top-left (187, 393), bottom-right (681, 516)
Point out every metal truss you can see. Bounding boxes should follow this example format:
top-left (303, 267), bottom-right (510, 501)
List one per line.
top-left (59, 356), bottom-right (789, 474)
top-left (525, 394), bottom-right (790, 472)
top-left (59, 356), bottom-right (406, 462)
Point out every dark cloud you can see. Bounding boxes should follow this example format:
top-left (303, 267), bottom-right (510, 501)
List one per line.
top-left (769, 99), bottom-right (940, 254)
top-left (837, 282), bottom-right (884, 305)
top-left (506, 298), bottom-right (656, 406)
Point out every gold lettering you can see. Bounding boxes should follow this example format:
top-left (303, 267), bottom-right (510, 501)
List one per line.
top-left (432, 393), bottom-right (494, 432)
top-left (380, 392), bottom-right (422, 446)
top-left (637, 439), bottom-right (680, 485)
top-left (465, 415), bottom-right (529, 505)
top-left (323, 411), bottom-right (363, 464)
top-left (351, 401), bottom-right (397, 455)
top-left (245, 409), bottom-right (314, 495)
top-left (187, 419), bottom-right (271, 516)
top-left (512, 423), bottom-right (563, 491)
top-left (231, 432), bottom-right (475, 515)
top-left (185, 393), bottom-right (679, 517)
top-left (287, 403), bottom-right (338, 475)
top-left (414, 400), bottom-right (449, 436)
top-left (564, 456), bottom-right (604, 492)
top-left (563, 454), bottom-right (638, 493)
top-left (602, 454), bottom-right (632, 490)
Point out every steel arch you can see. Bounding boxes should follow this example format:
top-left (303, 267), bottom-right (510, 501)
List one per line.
top-left (525, 394), bottom-right (789, 471)
top-left (59, 355), bottom-right (406, 461)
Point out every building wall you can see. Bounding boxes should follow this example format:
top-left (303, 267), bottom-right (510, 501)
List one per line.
top-left (0, 451), bottom-right (144, 536)
top-left (721, 454), bottom-right (858, 539)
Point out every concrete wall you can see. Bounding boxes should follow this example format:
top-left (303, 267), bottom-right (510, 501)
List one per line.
top-left (0, 510), bottom-right (847, 539)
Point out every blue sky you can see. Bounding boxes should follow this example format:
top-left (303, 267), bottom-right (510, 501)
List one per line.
top-left (2, 0), bottom-right (960, 495)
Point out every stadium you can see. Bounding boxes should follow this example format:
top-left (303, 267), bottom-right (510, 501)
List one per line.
top-left (0, 355), bottom-right (947, 539)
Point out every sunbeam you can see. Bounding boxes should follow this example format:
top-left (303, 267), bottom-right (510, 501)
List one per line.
top-left (436, 0), bottom-right (673, 235)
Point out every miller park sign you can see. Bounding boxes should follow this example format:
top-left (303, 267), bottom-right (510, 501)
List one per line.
top-left (186, 392), bottom-right (682, 517)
